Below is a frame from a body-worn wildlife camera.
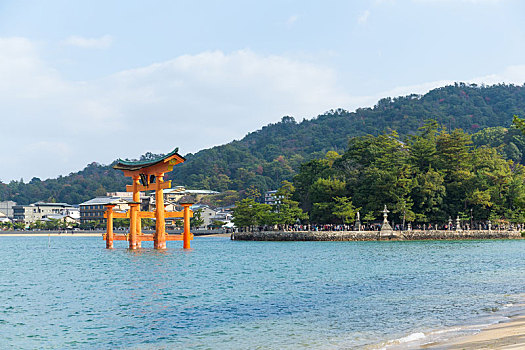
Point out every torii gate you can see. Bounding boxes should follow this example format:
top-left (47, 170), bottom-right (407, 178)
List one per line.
top-left (103, 148), bottom-right (194, 250)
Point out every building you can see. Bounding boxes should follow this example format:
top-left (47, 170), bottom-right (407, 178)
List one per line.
top-left (264, 190), bottom-right (282, 205)
top-left (190, 204), bottom-right (218, 229)
top-left (106, 191), bottom-right (144, 198)
top-left (13, 202), bottom-right (74, 224)
top-left (0, 211), bottom-right (10, 223)
top-left (164, 186), bottom-right (219, 203)
top-left (64, 206), bottom-right (80, 221)
top-left (0, 200), bottom-right (16, 219)
top-left (42, 214), bottom-right (79, 227)
top-left (79, 197), bottom-right (132, 224)
top-left (210, 207), bottom-right (234, 228)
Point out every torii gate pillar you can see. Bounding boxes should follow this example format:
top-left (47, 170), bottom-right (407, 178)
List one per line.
top-left (154, 172), bottom-right (167, 249)
top-left (181, 203), bottom-right (192, 249)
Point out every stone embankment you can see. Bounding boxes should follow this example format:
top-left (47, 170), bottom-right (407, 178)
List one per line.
top-left (233, 230), bottom-right (522, 241)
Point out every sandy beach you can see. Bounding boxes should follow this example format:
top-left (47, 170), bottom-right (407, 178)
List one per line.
top-left (441, 315), bottom-right (525, 349)
top-left (413, 310), bottom-right (525, 350)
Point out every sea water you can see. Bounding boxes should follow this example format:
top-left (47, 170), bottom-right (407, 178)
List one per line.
top-left (0, 236), bottom-right (524, 349)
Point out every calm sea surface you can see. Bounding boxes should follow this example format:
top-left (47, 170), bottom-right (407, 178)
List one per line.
top-left (0, 236), bottom-right (524, 349)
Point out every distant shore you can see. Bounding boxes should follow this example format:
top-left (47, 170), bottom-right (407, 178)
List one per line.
top-left (0, 231), bottom-right (102, 237)
top-left (0, 230), bottom-right (231, 238)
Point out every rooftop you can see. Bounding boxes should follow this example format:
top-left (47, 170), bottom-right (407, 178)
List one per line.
top-left (164, 187), bottom-right (219, 195)
top-left (113, 148), bottom-right (185, 171)
top-left (32, 201), bottom-right (73, 207)
top-left (79, 197), bottom-right (133, 206)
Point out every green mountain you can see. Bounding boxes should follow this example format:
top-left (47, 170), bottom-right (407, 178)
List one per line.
top-left (2, 83), bottom-right (525, 205)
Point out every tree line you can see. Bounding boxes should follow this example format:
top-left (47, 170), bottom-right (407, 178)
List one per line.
top-left (233, 119), bottom-right (525, 230)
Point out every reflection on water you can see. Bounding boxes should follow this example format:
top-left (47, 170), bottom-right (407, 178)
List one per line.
top-left (0, 237), bottom-right (524, 349)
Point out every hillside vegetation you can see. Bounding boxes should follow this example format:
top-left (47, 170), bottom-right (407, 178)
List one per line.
top-left (2, 83), bottom-right (525, 205)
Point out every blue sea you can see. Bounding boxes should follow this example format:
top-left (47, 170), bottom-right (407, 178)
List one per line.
top-left (0, 236), bottom-right (524, 349)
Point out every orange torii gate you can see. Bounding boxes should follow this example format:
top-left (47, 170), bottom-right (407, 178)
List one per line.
top-left (103, 148), bottom-right (194, 250)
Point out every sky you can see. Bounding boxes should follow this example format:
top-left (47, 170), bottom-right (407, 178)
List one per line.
top-left (1, 0), bottom-right (525, 182)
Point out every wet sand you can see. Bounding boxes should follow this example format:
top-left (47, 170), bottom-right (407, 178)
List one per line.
top-left (442, 315), bottom-right (525, 349)
top-left (417, 314), bottom-right (525, 349)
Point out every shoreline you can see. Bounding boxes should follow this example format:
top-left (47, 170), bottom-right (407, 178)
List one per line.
top-left (0, 232), bottom-right (102, 237)
top-left (374, 301), bottom-right (525, 349)
top-left (438, 314), bottom-right (525, 349)
top-left (0, 231), bottom-right (231, 238)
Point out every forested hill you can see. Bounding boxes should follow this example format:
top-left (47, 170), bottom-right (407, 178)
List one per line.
top-left (2, 83), bottom-right (525, 205)
top-left (166, 83), bottom-right (525, 192)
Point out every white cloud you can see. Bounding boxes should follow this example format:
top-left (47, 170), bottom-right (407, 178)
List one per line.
top-left (286, 14), bottom-right (299, 26)
top-left (62, 35), bottom-right (113, 49)
top-left (0, 39), bottom-right (351, 181)
top-left (3, 35), bottom-right (524, 184)
top-left (358, 10), bottom-right (370, 24)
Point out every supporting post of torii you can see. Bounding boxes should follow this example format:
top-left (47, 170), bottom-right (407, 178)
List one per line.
top-left (131, 175), bottom-right (141, 248)
top-left (105, 204), bottom-right (115, 249)
top-left (181, 203), bottom-right (192, 249)
top-left (154, 173), bottom-right (167, 249)
top-left (129, 203), bottom-right (139, 250)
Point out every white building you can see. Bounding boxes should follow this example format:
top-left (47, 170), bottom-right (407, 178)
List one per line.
top-left (187, 204), bottom-right (217, 229)
top-left (13, 202), bottom-right (74, 224)
top-left (0, 200), bottom-right (16, 218)
top-left (210, 208), bottom-right (234, 228)
top-left (264, 190), bottom-right (283, 205)
top-left (164, 186), bottom-right (219, 203)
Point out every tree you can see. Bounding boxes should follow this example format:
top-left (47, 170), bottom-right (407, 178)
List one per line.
top-left (332, 196), bottom-right (358, 224)
top-left (512, 115), bottom-right (525, 134)
top-left (232, 198), bottom-right (271, 230)
top-left (210, 220), bottom-right (226, 228)
top-left (142, 218), bottom-right (155, 229)
top-left (190, 209), bottom-right (205, 229)
top-left (80, 220), bottom-right (98, 230)
top-left (410, 167), bottom-right (446, 222)
top-left (362, 212), bottom-right (377, 226)
top-left (273, 181), bottom-right (308, 227)
top-left (244, 186), bottom-right (262, 201)
top-left (44, 219), bottom-right (60, 230)
top-left (204, 190), bottom-right (240, 207)
top-left (309, 177), bottom-right (346, 223)
top-left (407, 120), bottom-right (440, 171)
top-left (113, 218), bottom-right (130, 229)
top-left (292, 157), bottom-right (333, 213)
top-left (31, 220), bottom-right (45, 230)
top-left (436, 129), bottom-right (474, 216)
top-left (14, 221), bottom-right (26, 230)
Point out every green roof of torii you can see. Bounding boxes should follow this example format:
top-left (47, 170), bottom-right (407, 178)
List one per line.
top-left (113, 148), bottom-right (185, 171)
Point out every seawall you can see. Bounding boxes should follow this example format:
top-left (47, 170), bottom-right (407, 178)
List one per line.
top-left (233, 230), bottom-right (522, 241)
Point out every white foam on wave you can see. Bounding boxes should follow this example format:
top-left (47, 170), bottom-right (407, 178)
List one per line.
top-left (431, 327), bottom-right (461, 335)
top-left (395, 332), bottom-right (426, 343)
top-left (372, 326), bottom-right (477, 350)
top-left (372, 332), bottom-right (427, 349)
